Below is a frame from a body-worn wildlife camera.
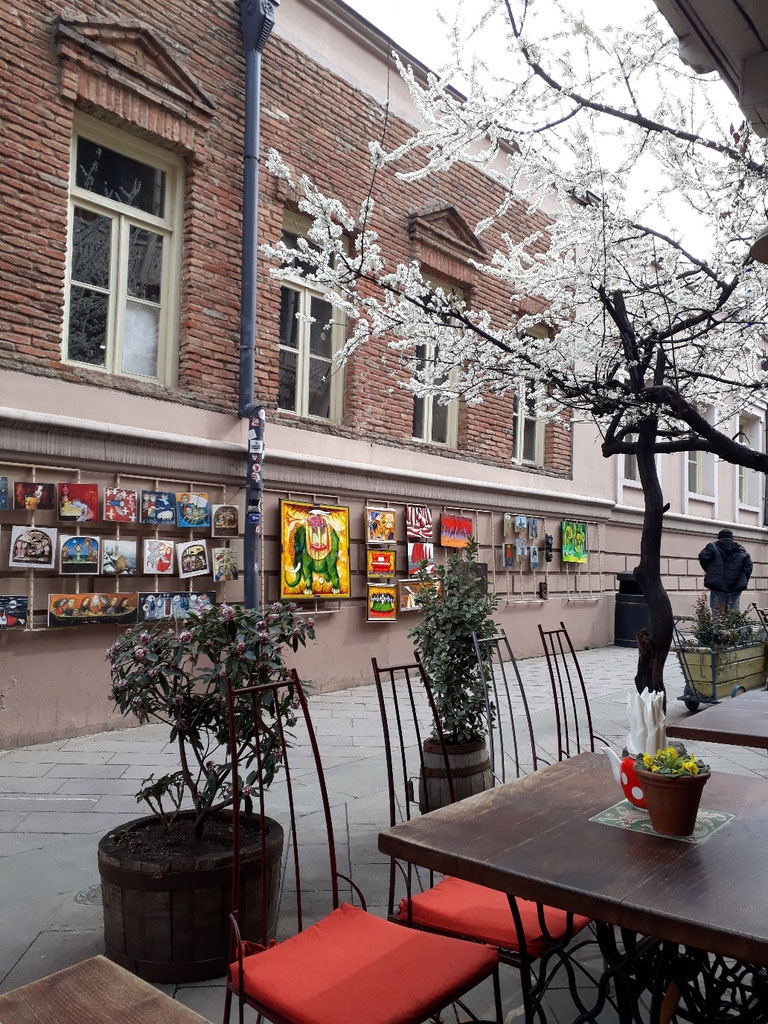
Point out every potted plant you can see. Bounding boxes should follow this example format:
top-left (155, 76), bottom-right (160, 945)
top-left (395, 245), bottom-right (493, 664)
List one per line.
top-left (634, 745), bottom-right (710, 836)
top-left (409, 538), bottom-right (499, 810)
top-left (675, 594), bottom-right (766, 711)
top-left (98, 601), bottom-right (315, 983)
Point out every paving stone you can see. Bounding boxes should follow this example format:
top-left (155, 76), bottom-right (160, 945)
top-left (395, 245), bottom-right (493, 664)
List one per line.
top-left (14, 812), bottom-right (132, 834)
top-left (0, 778), bottom-right (65, 794)
top-left (55, 777), bottom-right (146, 796)
top-left (0, 762), bottom-right (54, 778)
top-left (45, 763), bottom-right (128, 779)
top-left (0, 930), bottom-right (104, 994)
top-left (0, 796), bottom-right (96, 813)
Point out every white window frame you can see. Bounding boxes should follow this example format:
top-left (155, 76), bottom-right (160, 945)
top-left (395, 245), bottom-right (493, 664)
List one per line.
top-left (735, 412), bottom-right (762, 512)
top-left (685, 406), bottom-right (716, 503)
top-left (63, 113), bottom-right (183, 386)
top-left (512, 380), bottom-right (545, 467)
top-left (411, 275), bottom-right (460, 448)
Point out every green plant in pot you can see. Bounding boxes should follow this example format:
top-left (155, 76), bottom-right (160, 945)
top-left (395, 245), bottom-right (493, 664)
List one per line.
top-left (98, 602), bottom-right (315, 983)
top-left (634, 745), bottom-right (711, 837)
top-left (409, 538), bottom-right (499, 810)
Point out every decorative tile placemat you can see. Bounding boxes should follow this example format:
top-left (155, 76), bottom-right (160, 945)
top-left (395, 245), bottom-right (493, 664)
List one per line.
top-left (589, 800), bottom-right (735, 844)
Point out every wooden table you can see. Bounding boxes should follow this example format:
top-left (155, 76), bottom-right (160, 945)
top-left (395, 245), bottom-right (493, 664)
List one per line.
top-left (667, 689), bottom-right (768, 748)
top-left (0, 956), bottom-right (212, 1024)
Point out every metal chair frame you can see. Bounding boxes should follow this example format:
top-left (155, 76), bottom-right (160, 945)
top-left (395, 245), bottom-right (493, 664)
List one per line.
top-left (537, 622), bottom-right (606, 760)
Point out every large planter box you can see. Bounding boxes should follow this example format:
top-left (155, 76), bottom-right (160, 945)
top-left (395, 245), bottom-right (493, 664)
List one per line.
top-left (677, 642), bottom-right (767, 700)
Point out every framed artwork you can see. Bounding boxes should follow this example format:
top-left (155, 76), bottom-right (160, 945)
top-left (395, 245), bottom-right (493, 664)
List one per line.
top-left (211, 504), bottom-right (240, 538)
top-left (140, 490), bottom-right (176, 526)
top-left (212, 547), bottom-right (238, 582)
top-left (366, 506), bottom-right (397, 544)
top-left (503, 543), bottom-right (516, 568)
top-left (503, 513), bottom-right (515, 544)
top-left (528, 517), bottom-right (539, 541)
top-left (367, 549), bottom-right (396, 578)
top-left (516, 536), bottom-right (528, 558)
top-left (104, 487), bottom-right (138, 524)
top-left (515, 514), bottom-right (527, 531)
top-left (9, 526), bottom-right (57, 568)
top-left (176, 540), bottom-right (210, 579)
top-left (0, 595), bottom-right (28, 630)
top-left (367, 584), bottom-right (398, 622)
top-left (176, 492), bottom-right (211, 529)
top-left (440, 513), bottom-right (472, 548)
top-left (0, 476), bottom-right (9, 510)
top-left (58, 483), bottom-right (98, 524)
top-left (48, 592), bottom-right (138, 627)
top-left (280, 500), bottom-right (351, 600)
top-left (101, 539), bottom-right (138, 576)
top-left (407, 541), bottom-right (435, 576)
top-left (406, 505), bottom-right (433, 540)
top-left (138, 591), bottom-right (216, 622)
top-left (143, 539), bottom-right (175, 575)
top-left (398, 578), bottom-right (442, 612)
top-left (14, 482), bottom-right (55, 511)
top-left (539, 581), bottom-right (549, 600)
top-left (530, 546), bottom-right (540, 569)
top-left (561, 520), bottom-right (588, 564)
top-left (60, 535), bottom-right (100, 575)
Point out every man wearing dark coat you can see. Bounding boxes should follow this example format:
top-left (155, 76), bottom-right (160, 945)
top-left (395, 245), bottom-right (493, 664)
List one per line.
top-left (698, 529), bottom-right (753, 612)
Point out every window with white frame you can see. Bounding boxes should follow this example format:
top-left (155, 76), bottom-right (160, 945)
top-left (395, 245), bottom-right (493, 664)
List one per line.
top-left (737, 414), bottom-right (761, 508)
top-left (412, 277), bottom-right (460, 447)
top-left (64, 115), bottom-right (183, 384)
top-left (687, 407), bottom-right (716, 498)
top-left (623, 452), bottom-right (640, 483)
top-left (512, 381), bottom-right (545, 466)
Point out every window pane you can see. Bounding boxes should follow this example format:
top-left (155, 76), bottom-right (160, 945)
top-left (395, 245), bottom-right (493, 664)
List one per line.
top-left (431, 399), bottom-right (449, 444)
top-left (67, 285), bottom-right (108, 366)
top-left (123, 301), bottom-right (159, 377)
top-left (127, 227), bottom-right (162, 302)
top-left (279, 288), bottom-right (299, 348)
top-left (413, 396), bottom-right (425, 439)
top-left (278, 349), bottom-right (297, 410)
top-left (522, 418), bottom-right (538, 462)
top-left (688, 452), bottom-right (699, 493)
top-left (76, 137), bottom-right (165, 218)
top-left (624, 453), bottom-right (638, 481)
top-left (71, 207), bottom-right (111, 287)
top-left (308, 357), bottom-right (331, 418)
top-left (309, 297), bottom-right (333, 358)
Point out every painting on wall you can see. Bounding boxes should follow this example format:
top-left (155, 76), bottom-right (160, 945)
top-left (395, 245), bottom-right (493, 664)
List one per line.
top-left (365, 507), bottom-right (397, 544)
top-left (9, 526), bottom-right (57, 569)
top-left (176, 540), bottom-right (210, 579)
top-left (367, 584), bottom-right (398, 622)
top-left (440, 513), bottom-right (472, 548)
top-left (516, 536), bottom-right (528, 559)
top-left (143, 539), bottom-right (175, 575)
top-left (407, 542), bottom-right (436, 576)
top-left (503, 513), bottom-right (515, 543)
top-left (528, 517), bottom-right (539, 541)
top-left (530, 546), bottom-right (540, 569)
top-left (0, 477), bottom-right (9, 510)
top-left (14, 483), bottom-right (55, 511)
top-left (58, 483), bottom-right (98, 524)
top-left (104, 488), bottom-right (138, 524)
top-left (406, 505), bottom-right (433, 540)
top-left (176, 492), bottom-right (211, 529)
top-left (140, 490), bottom-right (176, 526)
top-left (212, 547), bottom-right (238, 582)
top-left (367, 549), bottom-right (396, 578)
top-left (211, 504), bottom-right (240, 538)
top-left (48, 592), bottom-right (138, 626)
top-left (515, 514), bottom-right (527, 531)
top-left (60, 535), bottom-right (100, 575)
top-left (398, 578), bottom-right (442, 612)
top-left (561, 520), bottom-right (588, 564)
top-left (138, 591), bottom-right (216, 622)
top-left (0, 595), bottom-right (28, 629)
top-left (280, 501), bottom-right (351, 600)
top-left (503, 543), bottom-right (516, 568)
top-left (101, 539), bottom-right (138, 576)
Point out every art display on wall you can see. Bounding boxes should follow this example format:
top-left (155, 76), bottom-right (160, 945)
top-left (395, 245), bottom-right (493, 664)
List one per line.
top-left (138, 591), bottom-right (216, 622)
top-left (48, 592), bottom-right (138, 626)
top-left (365, 506), bottom-right (397, 544)
top-left (143, 539), bottom-right (175, 575)
top-left (406, 505), bottom-right (433, 540)
top-left (14, 482), bottom-right (55, 511)
top-left (58, 483), bottom-right (98, 523)
top-left (101, 539), bottom-right (138, 576)
top-left (503, 513), bottom-right (515, 543)
top-left (140, 490), bottom-right (176, 525)
top-left (367, 584), bottom-right (398, 622)
top-left (211, 504), bottom-right (240, 538)
top-left (104, 487), bottom-right (138, 524)
top-left (280, 500), bottom-right (351, 600)
top-left (176, 540), bottom-right (210, 579)
top-left (60, 535), bottom-right (100, 575)
top-left (0, 595), bottom-right (28, 629)
top-left (516, 536), bottom-right (528, 558)
top-left (9, 526), bottom-right (57, 568)
top-left (407, 542), bottom-right (435, 576)
top-left (530, 546), bottom-right (540, 569)
top-left (366, 549), bottom-right (396, 578)
top-left (515, 514), bottom-right (527, 531)
top-left (503, 543), bottom-right (515, 568)
top-left (212, 547), bottom-right (238, 582)
top-left (398, 578), bottom-right (442, 612)
top-left (0, 477), bottom-right (9, 510)
top-left (528, 517), bottom-right (539, 541)
top-left (440, 513), bottom-right (472, 548)
top-left (176, 492), bottom-right (211, 529)
top-left (545, 533), bottom-right (554, 562)
top-left (561, 520), bottom-right (588, 564)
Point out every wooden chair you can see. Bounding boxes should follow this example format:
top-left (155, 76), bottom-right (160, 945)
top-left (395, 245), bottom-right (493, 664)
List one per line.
top-left (537, 621), bottom-right (606, 759)
top-left (223, 669), bottom-right (502, 1024)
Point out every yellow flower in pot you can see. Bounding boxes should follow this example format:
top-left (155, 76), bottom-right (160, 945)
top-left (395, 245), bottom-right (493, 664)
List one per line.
top-left (634, 746), bottom-right (711, 836)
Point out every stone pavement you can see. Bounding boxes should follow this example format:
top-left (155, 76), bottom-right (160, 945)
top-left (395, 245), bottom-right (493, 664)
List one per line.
top-left (1, 645), bottom-right (766, 1023)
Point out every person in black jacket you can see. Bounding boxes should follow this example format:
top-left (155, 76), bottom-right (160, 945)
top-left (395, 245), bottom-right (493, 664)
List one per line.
top-left (698, 529), bottom-right (753, 612)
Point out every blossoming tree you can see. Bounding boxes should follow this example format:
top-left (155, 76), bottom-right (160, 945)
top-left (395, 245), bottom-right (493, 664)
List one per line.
top-left (266, 0), bottom-right (768, 692)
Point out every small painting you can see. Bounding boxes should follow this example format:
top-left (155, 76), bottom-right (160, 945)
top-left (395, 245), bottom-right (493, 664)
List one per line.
top-left (440, 513), bottom-right (472, 548)
top-left (60, 535), bottom-right (100, 575)
top-left (280, 501), bottom-right (351, 600)
top-left (211, 504), bottom-right (240, 538)
top-left (503, 513), bottom-right (515, 543)
top-left (101, 539), bottom-right (138, 576)
top-left (58, 483), bottom-right (98, 524)
top-left (104, 488), bottom-right (138, 524)
top-left (14, 482), bottom-right (55, 511)
top-left (539, 581), bottom-right (549, 600)
top-left (406, 505), bottom-right (433, 540)
top-left (516, 536), bottom-right (528, 559)
top-left (0, 595), bottom-right (28, 629)
top-left (562, 520), bottom-right (588, 564)
top-left (0, 477), bottom-right (9, 510)
top-left (48, 592), bottom-right (138, 626)
top-left (398, 578), bottom-right (443, 612)
top-left (367, 549), bottom-right (397, 578)
top-left (9, 526), bottom-right (57, 568)
top-left (212, 547), bottom-right (238, 582)
top-left (176, 492), bottom-right (211, 529)
top-left (367, 584), bottom-right (398, 622)
top-left (528, 517), bottom-right (539, 541)
top-left (138, 591), bottom-right (216, 622)
top-left (408, 541), bottom-right (436, 576)
top-left (515, 514), bottom-right (527, 531)
top-left (503, 543), bottom-right (516, 568)
top-left (530, 546), bottom-right (539, 569)
top-left (143, 539), bottom-right (175, 575)
top-left (177, 540), bottom-right (209, 579)
top-left (366, 507), bottom-right (397, 545)
top-left (140, 490), bottom-right (176, 526)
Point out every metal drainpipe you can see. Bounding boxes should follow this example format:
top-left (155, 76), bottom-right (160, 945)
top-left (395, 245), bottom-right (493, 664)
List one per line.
top-left (238, 0), bottom-right (279, 609)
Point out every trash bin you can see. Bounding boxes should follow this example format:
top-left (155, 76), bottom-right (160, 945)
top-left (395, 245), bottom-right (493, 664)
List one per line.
top-left (614, 572), bottom-right (651, 647)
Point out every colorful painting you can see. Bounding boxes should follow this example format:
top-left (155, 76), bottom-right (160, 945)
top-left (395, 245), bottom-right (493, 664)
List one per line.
top-left (503, 543), bottom-right (516, 568)
top-left (101, 539), bottom-right (138, 576)
top-left (176, 492), bottom-right (211, 529)
top-left (211, 504), bottom-right (240, 538)
top-left (58, 483), bottom-right (98, 523)
top-left (212, 547), bottom-right (238, 582)
top-left (0, 595), bottom-right (28, 629)
top-left (516, 536), bottom-right (528, 559)
top-left (515, 514), bottom-right (527, 531)
top-left (503, 513), bottom-right (515, 544)
top-left (176, 540), bottom-right (209, 579)
top-left (143, 539), bottom-right (175, 575)
top-left (398, 578), bottom-right (443, 612)
top-left (9, 526), bottom-right (57, 568)
top-left (280, 501), bottom-right (351, 600)
top-left (408, 541), bottom-right (436, 576)
top-left (0, 477), bottom-right (9, 510)
top-left (367, 584), bottom-right (398, 622)
top-left (562, 520), bottom-right (588, 564)
top-left (104, 488), bottom-right (138, 524)
top-left (440, 513), bottom-right (472, 548)
top-left (138, 591), bottom-right (216, 622)
top-left (366, 507), bottom-right (397, 545)
top-left (48, 592), bottom-right (138, 627)
top-left (406, 505), bottom-right (433, 540)
top-left (60, 535), bottom-right (100, 575)
top-left (528, 517), bottom-right (539, 541)
top-left (530, 546), bottom-right (540, 569)
top-left (13, 482), bottom-right (55, 511)
top-left (140, 490), bottom-right (176, 526)
top-left (367, 548), bottom-right (397, 578)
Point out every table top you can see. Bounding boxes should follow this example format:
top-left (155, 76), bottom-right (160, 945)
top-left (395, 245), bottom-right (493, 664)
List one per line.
top-left (0, 956), bottom-right (212, 1024)
top-left (667, 690), bottom-right (768, 748)
top-left (379, 752), bottom-right (768, 965)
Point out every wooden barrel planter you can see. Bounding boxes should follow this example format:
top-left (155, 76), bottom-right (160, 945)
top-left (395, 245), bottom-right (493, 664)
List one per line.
top-left (418, 738), bottom-right (492, 813)
top-left (97, 811), bottom-right (284, 983)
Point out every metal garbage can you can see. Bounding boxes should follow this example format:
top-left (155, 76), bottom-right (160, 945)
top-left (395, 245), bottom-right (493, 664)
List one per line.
top-left (614, 572), bottom-right (651, 647)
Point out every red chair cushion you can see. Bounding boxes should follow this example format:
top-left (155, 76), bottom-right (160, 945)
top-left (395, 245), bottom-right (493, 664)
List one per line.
top-left (231, 901), bottom-right (498, 1024)
top-left (400, 876), bottom-right (590, 958)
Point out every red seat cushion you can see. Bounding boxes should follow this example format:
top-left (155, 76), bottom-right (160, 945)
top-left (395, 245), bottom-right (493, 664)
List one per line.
top-left (400, 876), bottom-right (590, 958)
top-left (231, 901), bottom-right (497, 1024)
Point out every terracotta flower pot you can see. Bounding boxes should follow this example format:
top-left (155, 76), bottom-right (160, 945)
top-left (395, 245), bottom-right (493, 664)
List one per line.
top-left (636, 768), bottom-right (711, 837)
